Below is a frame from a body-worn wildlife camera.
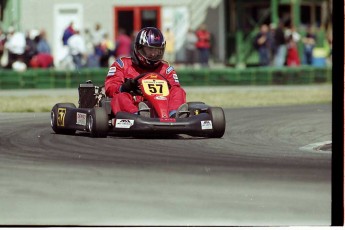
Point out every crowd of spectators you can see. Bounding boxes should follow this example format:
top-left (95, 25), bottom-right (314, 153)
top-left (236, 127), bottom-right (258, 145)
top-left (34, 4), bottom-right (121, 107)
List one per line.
top-left (0, 22), bottom-right (133, 71)
top-left (253, 21), bottom-right (324, 67)
top-left (181, 24), bottom-right (212, 68)
top-left (60, 22), bottom-right (132, 70)
top-left (0, 26), bottom-right (53, 71)
top-left (0, 21), bottom-right (330, 71)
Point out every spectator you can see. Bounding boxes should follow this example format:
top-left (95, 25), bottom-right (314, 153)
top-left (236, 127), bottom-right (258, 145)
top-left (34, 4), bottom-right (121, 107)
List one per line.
top-left (59, 23), bottom-right (75, 69)
top-left (83, 28), bottom-right (94, 55)
top-left (67, 28), bottom-right (86, 69)
top-left (286, 34), bottom-right (300, 66)
top-left (92, 23), bottom-right (105, 50)
top-left (185, 28), bottom-right (198, 67)
top-left (99, 33), bottom-right (115, 67)
top-left (92, 23), bottom-right (105, 44)
top-left (164, 28), bottom-right (175, 64)
top-left (114, 28), bottom-right (132, 58)
top-left (30, 53), bottom-right (54, 68)
top-left (302, 25), bottom-right (316, 65)
top-left (12, 57), bottom-right (27, 72)
top-left (84, 28), bottom-right (100, 68)
top-left (62, 22), bottom-right (75, 46)
top-left (195, 24), bottom-right (211, 67)
top-left (273, 21), bottom-right (287, 67)
top-left (5, 26), bottom-right (26, 69)
top-left (268, 23), bottom-right (276, 65)
top-left (24, 30), bottom-right (39, 66)
top-left (254, 24), bottom-right (271, 66)
top-left (327, 33), bottom-right (332, 63)
top-left (285, 25), bottom-right (301, 43)
top-left (0, 28), bottom-right (6, 67)
top-left (92, 23), bottom-right (106, 67)
top-left (36, 29), bottom-right (51, 54)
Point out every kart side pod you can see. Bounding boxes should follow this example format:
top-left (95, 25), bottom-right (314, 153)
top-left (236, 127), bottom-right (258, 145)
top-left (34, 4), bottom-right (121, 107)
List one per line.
top-left (51, 103), bottom-right (109, 138)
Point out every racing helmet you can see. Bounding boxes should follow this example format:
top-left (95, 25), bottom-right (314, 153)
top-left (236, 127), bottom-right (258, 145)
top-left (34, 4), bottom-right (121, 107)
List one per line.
top-left (133, 27), bottom-right (166, 69)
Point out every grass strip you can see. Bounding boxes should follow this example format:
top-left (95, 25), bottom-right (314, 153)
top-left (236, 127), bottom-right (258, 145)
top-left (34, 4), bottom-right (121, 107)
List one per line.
top-left (0, 86), bottom-right (331, 112)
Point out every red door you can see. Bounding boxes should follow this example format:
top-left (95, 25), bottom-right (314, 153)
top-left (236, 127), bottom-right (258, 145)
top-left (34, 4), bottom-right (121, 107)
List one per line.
top-left (114, 6), bottom-right (161, 38)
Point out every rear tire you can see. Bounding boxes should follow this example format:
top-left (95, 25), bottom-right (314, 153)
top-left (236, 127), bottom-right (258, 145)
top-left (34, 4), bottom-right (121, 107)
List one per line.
top-left (87, 107), bottom-right (109, 138)
top-left (208, 107), bottom-right (226, 138)
top-left (51, 103), bottom-right (76, 135)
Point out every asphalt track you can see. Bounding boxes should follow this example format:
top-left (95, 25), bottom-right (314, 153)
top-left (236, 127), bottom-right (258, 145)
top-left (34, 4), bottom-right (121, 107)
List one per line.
top-left (0, 104), bottom-right (331, 226)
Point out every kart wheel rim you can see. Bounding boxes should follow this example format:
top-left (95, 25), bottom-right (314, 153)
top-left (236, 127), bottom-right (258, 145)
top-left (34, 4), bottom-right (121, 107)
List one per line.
top-left (88, 115), bottom-right (93, 132)
top-left (50, 111), bottom-right (55, 127)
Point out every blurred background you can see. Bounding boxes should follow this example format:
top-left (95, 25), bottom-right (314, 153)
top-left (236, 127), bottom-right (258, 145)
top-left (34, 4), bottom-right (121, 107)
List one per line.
top-left (0, 0), bottom-right (333, 88)
top-left (0, 0), bottom-right (333, 67)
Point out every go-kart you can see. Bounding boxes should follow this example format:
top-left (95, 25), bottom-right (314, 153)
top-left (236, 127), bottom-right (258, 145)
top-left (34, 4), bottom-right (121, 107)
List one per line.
top-left (50, 72), bottom-right (226, 138)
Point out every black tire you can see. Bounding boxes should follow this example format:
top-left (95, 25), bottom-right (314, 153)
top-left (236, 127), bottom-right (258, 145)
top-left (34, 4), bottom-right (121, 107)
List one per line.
top-left (187, 102), bottom-right (207, 117)
top-left (208, 107), bottom-right (226, 138)
top-left (187, 102), bottom-right (205, 106)
top-left (87, 107), bottom-right (109, 138)
top-left (51, 103), bottom-right (76, 135)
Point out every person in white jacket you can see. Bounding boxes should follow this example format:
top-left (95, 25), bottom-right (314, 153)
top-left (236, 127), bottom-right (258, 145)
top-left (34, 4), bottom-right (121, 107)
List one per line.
top-left (5, 26), bottom-right (26, 69)
top-left (67, 28), bottom-right (86, 69)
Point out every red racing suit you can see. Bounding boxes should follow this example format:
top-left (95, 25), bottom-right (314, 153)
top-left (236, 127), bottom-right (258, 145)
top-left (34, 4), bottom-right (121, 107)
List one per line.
top-left (105, 57), bottom-right (186, 114)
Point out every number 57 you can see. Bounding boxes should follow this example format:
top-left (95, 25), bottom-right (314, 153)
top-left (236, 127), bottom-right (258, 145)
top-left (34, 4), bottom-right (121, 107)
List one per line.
top-left (148, 83), bottom-right (163, 93)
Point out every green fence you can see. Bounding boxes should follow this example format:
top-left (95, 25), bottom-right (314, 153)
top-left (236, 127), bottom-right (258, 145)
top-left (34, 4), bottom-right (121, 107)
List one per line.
top-left (0, 66), bottom-right (332, 90)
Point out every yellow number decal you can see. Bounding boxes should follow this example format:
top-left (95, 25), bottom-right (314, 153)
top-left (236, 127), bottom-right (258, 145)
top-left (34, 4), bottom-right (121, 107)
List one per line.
top-left (142, 79), bottom-right (169, 96)
top-left (57, 108), bottom-right (66, 126)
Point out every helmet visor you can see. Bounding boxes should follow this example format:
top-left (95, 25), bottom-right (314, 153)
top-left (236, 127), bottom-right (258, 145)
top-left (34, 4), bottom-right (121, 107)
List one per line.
top-left (138, 46), bottom-right (164, 62)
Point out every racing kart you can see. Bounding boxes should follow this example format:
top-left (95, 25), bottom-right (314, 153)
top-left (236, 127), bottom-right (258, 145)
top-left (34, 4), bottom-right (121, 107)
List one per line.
top-left (50, 72), bottom-right (226, 138)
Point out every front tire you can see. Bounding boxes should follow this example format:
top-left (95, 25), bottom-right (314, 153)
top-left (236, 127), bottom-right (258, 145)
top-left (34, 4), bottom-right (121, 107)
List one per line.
top-left (187, 101), bottom-right (205, 106)
top-left (87, 107), bottom-right (109, 138)
top-left (208, 107), bottom-right (226, 138)
top-left (51, 103), bottom-right (76, 135)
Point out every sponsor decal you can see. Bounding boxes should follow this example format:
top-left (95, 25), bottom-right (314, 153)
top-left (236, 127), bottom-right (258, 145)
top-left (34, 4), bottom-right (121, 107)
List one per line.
top-left (201, 120), bottom-right (213, 130)
top-left (57, 108), bottom-right (66, 127)
top-left (115, 119), bottom-right (134, 128)
top-left (159, 118), bottom-right (176, 122)
top-left (116, 58), bottom-right (124, 68)
top-left (166, 66), bottom-right (174, 74)
top-left (154, 35), bottom-right (161, 41)
top-left (147, 73), bottom-right (157, 78)
top-left (154, 95), bottom-right (167, 100)
top-left (172, 74), bottom-right (179, 83)
top-left (76, 112), bottom-right (87, 126)
top-left (107, 67), bottom-right (116, 76)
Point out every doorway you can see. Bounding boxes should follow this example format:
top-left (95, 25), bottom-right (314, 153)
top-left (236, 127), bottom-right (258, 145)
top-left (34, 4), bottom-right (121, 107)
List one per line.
top-left (53, 3), bottom-right (83, 67)
top-left (114, 6), bottom-right (161, 38)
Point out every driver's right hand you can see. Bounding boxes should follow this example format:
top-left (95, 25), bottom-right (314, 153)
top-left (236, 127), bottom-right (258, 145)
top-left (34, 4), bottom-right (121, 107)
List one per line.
top-left (120, 78), bottom-right (141, 95)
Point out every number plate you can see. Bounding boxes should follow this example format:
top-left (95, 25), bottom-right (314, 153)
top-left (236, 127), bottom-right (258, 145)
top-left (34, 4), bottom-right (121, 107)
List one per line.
top-left (142, 79), bottom-right (169, 96)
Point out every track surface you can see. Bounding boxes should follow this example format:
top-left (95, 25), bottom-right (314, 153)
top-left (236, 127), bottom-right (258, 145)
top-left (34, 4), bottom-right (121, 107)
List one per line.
top-left (0, 104), bottom-right (331, 226)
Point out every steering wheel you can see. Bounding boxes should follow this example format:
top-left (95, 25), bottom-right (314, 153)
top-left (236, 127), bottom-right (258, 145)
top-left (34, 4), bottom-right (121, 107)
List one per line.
top-left (133, 72), bottom-right (170, 87)
top-left (124, 72), bottom-right (171, 96)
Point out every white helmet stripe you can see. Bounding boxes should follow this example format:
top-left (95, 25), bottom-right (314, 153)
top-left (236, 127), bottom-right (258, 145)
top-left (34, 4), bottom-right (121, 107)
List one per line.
top-left (139, 30), bottom-right (147, 45)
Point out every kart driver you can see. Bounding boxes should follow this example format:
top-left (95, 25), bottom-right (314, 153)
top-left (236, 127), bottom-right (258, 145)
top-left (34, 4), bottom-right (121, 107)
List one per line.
top-left (105, 27), bottom-right (187, 118)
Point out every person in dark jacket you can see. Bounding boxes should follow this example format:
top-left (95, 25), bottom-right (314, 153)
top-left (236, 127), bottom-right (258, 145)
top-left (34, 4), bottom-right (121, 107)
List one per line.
top-left (254, 24), bottom-right (271, 66)
top-left (302, 25), bottom-right (316, 65)
top-left (273, 21), bottom-right (287, 67)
